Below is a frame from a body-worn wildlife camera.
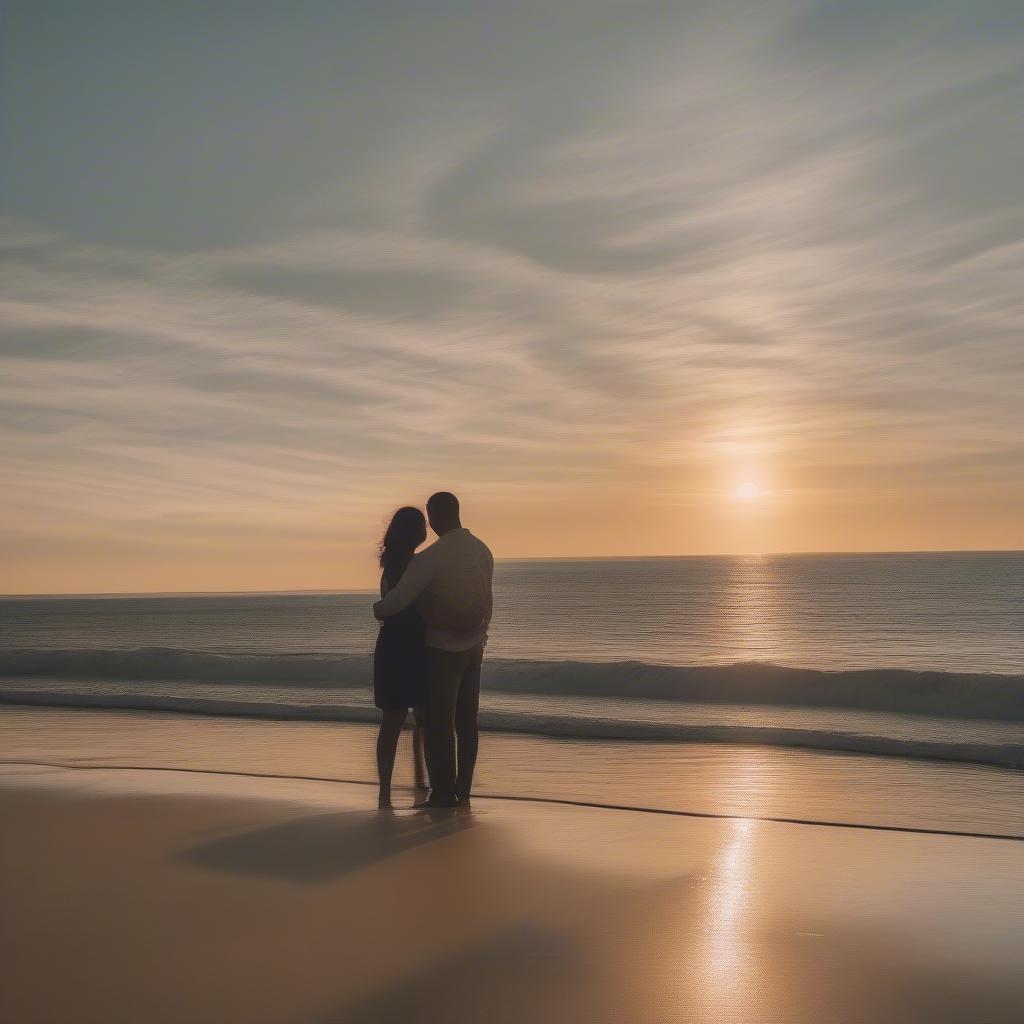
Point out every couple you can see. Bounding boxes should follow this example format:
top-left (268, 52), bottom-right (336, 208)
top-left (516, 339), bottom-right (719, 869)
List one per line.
top-left (372, 491), bottom-right (493, 810)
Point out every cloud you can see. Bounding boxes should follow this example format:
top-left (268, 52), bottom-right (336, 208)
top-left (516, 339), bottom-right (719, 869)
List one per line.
top-left (2, 0), bottom-right (1023, 587)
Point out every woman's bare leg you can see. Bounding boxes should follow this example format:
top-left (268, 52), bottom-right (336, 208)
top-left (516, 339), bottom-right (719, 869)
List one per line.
top-left (376, 708), bottom-right (408, 807)
top-left (412, 706), bottom-right (428, 791)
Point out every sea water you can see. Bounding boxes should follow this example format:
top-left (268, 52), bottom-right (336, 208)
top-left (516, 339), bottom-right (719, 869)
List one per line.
top-left (2, 552), bottom-right (1022, 766)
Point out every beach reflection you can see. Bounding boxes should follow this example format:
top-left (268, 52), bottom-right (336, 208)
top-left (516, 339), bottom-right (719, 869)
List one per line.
top-left (680, 752), bottom-right (771, 1020)
top-left (705, 819), bottom-right (755, 982)
top-left (683, 817), bottom-right (759, 1021)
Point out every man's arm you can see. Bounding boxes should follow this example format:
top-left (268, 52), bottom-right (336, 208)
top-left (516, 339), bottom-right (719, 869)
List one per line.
top-left (373, 552), bottom-right (433, 620)
top-left (416, 591), bottom-right (485, 632)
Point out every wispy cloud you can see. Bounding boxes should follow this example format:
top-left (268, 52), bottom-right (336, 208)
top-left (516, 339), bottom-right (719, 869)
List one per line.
top-left (2, 0), bottom-right (1023, 589)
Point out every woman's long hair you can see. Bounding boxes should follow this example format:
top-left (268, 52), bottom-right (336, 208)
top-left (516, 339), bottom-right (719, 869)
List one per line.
top-left (378, 506), bottom-right (427, 584)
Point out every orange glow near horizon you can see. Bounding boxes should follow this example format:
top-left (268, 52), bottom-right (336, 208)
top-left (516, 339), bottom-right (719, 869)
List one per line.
top-left (2, 3), bottom-right (1023, 595)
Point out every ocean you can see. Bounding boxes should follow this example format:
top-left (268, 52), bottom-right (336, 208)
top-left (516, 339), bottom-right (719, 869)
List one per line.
top-left (2, 552), bottom-right (1022, 767)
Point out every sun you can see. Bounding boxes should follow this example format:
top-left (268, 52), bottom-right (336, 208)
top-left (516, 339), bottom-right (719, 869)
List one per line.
top-left (735, 482), bottom-right (760, 502)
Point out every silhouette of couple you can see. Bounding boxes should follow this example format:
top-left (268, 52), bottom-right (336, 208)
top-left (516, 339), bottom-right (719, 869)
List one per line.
top-left (372, 492), bottom-right (494, 809)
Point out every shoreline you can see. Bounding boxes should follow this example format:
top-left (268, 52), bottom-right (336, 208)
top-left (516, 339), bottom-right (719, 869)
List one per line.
top-left (2, 691), bottom-right (1021, 771)
top-left (5, 755), bottom-right (1021, 844)
top-left (3, 706), bottom-right (1022, 839)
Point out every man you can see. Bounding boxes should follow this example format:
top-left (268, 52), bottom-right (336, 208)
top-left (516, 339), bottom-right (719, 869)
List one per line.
top-left (373, 491), bottom-right (494, 808)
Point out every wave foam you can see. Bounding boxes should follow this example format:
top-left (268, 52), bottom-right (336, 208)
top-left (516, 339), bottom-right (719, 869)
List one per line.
top-left (1, 688), bottom-right (1020, 770)
top-left (1, 648), bottom-right (1022, 720)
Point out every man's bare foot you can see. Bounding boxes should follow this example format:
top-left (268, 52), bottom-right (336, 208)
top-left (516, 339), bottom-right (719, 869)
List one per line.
top-left (378, 792), bottom-right (392, 809)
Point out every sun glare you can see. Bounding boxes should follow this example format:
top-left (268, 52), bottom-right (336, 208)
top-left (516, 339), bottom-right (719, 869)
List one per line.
top-left (735, 482), bottom-right (760, 502)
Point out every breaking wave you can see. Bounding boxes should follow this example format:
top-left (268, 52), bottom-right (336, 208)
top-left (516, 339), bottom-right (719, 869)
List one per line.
top-left (1, 647), bottom-right (1022, 719)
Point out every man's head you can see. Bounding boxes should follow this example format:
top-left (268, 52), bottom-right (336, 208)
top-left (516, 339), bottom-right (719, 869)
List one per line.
top-left (426, 491), bottom-right (461, 536)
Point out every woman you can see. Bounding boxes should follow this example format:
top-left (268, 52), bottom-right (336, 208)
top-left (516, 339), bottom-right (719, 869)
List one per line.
top-left (374, 505), bottom-right (489, 809)
top-left (374, 506), bottom-right (431, 808)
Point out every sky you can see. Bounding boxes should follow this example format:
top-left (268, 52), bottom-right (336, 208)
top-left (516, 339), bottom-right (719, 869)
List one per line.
top-left (2, 0), bottom-right (1023, 594)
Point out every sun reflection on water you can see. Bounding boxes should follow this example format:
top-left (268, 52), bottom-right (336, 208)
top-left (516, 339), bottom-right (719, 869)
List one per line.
top-left (727, 554), bottom-right (781, 663)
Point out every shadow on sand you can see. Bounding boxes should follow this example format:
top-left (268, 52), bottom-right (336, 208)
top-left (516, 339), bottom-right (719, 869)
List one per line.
top-left (179, 809), bottom-right (472, 883)
top-left (326, 922), bottom-right (579, 1024)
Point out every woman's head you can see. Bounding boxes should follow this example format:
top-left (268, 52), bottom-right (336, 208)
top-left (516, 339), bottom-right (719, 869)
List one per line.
top-left (378, 505), bottom-right (427, 577)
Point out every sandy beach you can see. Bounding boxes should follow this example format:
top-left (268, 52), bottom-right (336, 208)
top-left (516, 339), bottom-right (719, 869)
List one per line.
top-left (6, 0), bottom-right (1024, 1019)
top-left (2, 707), bottom-right (1023, 1023)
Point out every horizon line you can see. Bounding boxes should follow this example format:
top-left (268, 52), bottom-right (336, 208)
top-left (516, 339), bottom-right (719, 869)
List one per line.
top-left (2, 545), bottom-right (1021, 600)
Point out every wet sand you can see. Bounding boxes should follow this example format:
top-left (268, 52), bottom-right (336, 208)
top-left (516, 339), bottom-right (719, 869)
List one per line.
top-left (1, 709), bottom-right (1023, 1023)
top-left (3, 705), bottom-right (1023, 836)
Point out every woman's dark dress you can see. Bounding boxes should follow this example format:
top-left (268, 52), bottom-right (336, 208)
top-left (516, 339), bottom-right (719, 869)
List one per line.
top-left (373, 566), bottom-right (428, 710)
